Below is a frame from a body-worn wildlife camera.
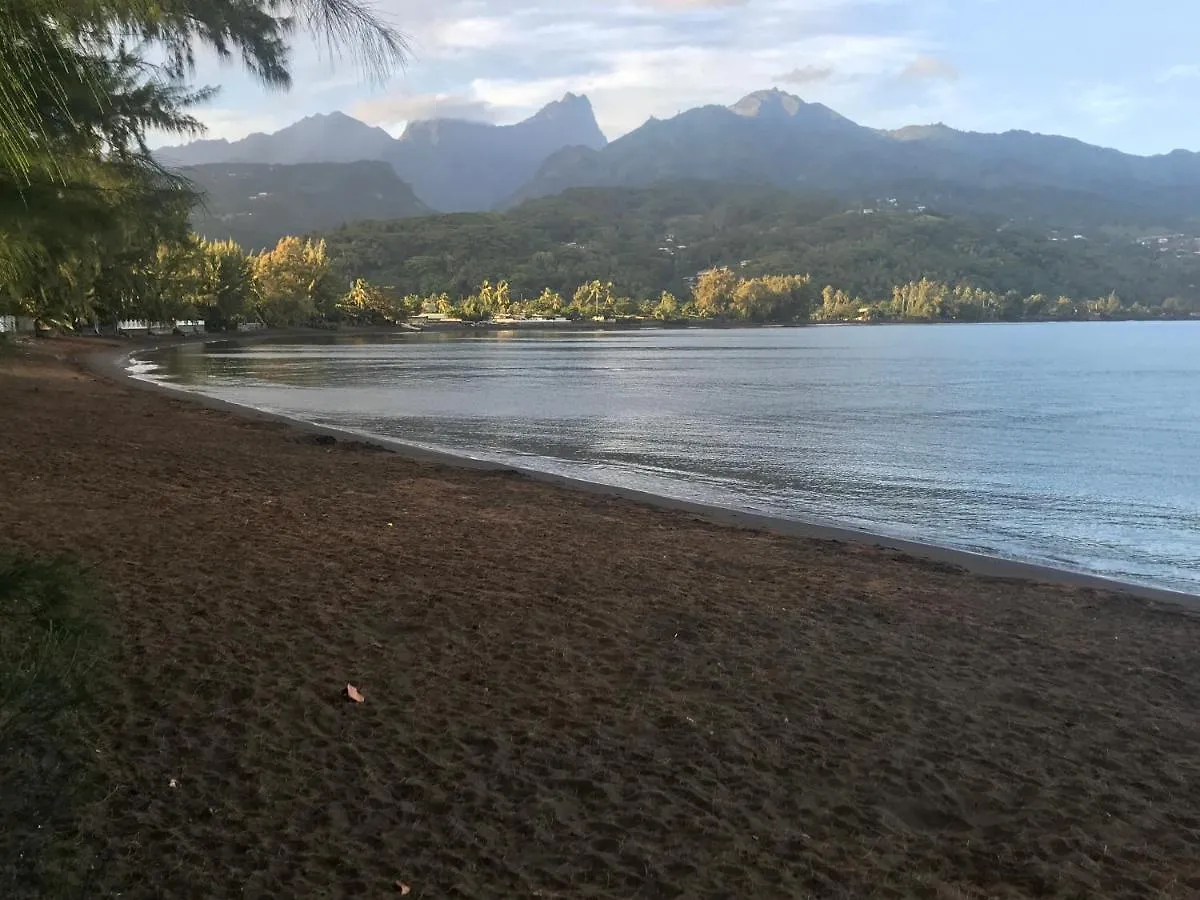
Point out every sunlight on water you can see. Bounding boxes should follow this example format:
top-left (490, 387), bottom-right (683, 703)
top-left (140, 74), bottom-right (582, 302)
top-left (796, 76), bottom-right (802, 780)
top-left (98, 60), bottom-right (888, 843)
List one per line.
top-left (133, 322), bottom-right (1200, 594)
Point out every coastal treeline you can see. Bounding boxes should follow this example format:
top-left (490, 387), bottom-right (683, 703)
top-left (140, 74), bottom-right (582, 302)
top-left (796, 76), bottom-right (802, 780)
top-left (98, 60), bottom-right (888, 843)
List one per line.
top-left (0, 0), bottom-right (405, 331)
top-left (12, 227), bottom-right (1193, 330)
top-left (323, 183), bottom-right (1200, 318)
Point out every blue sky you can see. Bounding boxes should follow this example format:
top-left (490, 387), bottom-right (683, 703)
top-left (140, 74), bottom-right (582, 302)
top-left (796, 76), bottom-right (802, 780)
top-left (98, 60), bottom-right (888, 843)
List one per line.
top-left (171, 0), bottom-right (1200, 155)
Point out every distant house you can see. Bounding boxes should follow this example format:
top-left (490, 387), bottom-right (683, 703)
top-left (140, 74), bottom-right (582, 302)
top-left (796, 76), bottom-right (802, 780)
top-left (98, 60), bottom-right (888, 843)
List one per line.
top-left (0, 315), bottom-right (15, 334)
top-left (409, 313), bottom-right (464, 329)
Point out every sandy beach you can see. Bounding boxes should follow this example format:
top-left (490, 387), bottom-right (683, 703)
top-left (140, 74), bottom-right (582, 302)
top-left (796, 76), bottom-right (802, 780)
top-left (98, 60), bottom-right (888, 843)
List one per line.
top-left (2, 337), bottom-right (1199, 898)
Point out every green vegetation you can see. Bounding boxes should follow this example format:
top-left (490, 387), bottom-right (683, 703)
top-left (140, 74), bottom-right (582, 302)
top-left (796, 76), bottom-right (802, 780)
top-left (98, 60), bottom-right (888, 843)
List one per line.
top-left (0, 554), bottom-right (107, 898)
top-left (0, 0), bottom-right (406, 330)
top-left (60, 194), bottom-right (1200, 328)
top-left (51, 234), bottom-right (395, 331)
top-left (11, 178), bottom-right (1200, 328)
top-left (185, 162), bottom-right (430, 251)
top-left (319, 183), bottom-right (1200, 323)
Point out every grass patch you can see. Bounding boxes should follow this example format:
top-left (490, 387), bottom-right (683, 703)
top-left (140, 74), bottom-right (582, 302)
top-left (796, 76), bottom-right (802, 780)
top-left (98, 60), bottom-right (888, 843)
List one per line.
top-left (0, 553), bottom-right (108, 898)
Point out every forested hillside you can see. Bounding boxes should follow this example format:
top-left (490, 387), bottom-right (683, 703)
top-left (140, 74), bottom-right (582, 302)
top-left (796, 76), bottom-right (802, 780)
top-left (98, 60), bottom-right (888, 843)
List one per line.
top-left (186, 161), bottom-right (430, 250)
top-left (324, 183), bottom-right (1200, 312)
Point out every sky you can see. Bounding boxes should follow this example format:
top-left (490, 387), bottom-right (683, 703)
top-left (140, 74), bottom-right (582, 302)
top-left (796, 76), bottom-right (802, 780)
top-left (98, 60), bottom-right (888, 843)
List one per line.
top-left (166, 0), bottom-right (1200, 155)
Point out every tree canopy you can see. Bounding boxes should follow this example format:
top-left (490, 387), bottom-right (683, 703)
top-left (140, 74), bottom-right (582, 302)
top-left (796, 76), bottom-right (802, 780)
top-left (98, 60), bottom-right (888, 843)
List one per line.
top-left (0, 0), bottom-right (406, 326)
top-left (320, 183), bottom-right (1200, 315)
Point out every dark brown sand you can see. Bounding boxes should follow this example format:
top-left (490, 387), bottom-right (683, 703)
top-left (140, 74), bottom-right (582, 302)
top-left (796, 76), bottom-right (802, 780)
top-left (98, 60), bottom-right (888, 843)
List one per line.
top-left (2, 339), bottom-right (1199, 899)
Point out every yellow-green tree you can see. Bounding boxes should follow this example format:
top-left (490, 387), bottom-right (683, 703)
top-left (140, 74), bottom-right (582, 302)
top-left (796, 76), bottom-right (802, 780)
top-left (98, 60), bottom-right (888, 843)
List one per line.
top-left (652, 291), bottom-right (680, 321)
top-left (528, 287), bottom-right (564, 318)
top-left (1088, 291), bottom-right (1123, 318)
top-left (572, 280), bottom-right (615, 318)
top-left (692, 267), bottom-right (739, 318)
top-left (730, 274), bottom-right (812, 321)
top-left (480, 279), bottom-right (512, 317)
top-left (892, 278), bottom-right (949, 320)
top-left (251, 236), bottom-right (334, 326)
top-left (338, 277), bottom-right (396, 323)
top-left (196, 238), bottom-right (254, 330)
top-left (818, 285), bottom-right (859, 321)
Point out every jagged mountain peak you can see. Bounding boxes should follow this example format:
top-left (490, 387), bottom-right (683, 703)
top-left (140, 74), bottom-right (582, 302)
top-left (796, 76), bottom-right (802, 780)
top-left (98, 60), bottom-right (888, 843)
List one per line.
top-left (729, 88), bottom-right (849, 125)
top-left (534, 92), bottom-right (593, 115)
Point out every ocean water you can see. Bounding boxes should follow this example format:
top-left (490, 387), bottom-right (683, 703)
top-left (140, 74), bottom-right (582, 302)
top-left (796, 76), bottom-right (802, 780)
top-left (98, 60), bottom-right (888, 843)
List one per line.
top-left (136, 322), bottom-right (1200, 594)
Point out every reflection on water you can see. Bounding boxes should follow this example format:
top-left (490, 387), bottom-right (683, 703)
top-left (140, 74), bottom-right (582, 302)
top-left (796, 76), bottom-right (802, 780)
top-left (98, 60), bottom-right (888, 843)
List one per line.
top-left (136, 323), bottom-right (1200, 594)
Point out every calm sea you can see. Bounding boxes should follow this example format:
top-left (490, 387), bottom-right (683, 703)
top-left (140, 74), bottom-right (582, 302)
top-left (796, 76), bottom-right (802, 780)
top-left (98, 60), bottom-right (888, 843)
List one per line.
top-left (135, 323), bottom-right (1200, 595)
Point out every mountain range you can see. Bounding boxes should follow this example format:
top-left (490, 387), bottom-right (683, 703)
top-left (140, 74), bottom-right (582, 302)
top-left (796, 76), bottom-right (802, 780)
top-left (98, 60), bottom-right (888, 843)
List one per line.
top-left (159, 93), bottom-right (607, 213)
top-left (162, 88), bottom-right (1200, 233)
top-left (511, 90), bottom-right (1200, 229)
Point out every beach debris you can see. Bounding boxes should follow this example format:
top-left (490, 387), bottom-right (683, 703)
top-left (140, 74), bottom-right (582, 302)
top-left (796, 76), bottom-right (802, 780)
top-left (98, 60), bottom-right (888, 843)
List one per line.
top-left (346, 684), bottom-right (365, 703)
top-left (395, 881), bottom-right (412, 895)
top-left (168, 778), bottom-right (178, 789)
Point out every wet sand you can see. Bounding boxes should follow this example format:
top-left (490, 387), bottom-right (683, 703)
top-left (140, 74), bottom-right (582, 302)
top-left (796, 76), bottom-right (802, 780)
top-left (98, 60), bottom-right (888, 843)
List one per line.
top-left (2, 338), bottom-right (1199, 898)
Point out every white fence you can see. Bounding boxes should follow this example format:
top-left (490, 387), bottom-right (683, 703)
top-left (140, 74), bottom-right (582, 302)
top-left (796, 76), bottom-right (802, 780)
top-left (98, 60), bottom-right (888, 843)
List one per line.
top-left (3, 317), bottom-right (211, 336)
top-left (116, 320), bottom-right (207, 335)
top-left (0, 316), bottom-right (36, 333)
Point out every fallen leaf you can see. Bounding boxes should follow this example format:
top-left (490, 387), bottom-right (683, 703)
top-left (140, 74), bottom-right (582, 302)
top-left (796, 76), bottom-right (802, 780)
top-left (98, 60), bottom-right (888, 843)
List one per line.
top-left (396, 881), bottom-right (411, 895)
top-left (346, 684), bottom-right (365, 703)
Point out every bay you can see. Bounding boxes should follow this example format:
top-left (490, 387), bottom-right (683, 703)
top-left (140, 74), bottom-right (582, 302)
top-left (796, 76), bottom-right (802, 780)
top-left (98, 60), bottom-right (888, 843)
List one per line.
top-left (136, 321), bottom-right (1200, 595)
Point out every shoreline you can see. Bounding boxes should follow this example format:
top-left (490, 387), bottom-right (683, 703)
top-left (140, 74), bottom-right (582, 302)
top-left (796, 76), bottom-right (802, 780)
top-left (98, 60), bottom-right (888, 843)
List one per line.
top-left (98, 336), bottom-right (1198, 609)
top-left (8, 336), bottom-right (1200, 897)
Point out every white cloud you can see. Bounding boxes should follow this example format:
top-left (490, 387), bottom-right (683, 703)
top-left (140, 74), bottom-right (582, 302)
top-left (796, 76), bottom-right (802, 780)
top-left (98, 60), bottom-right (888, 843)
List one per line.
top-left (776, 64), bottom-right (836, 84)
top-left (351, 91), bottom-right (499, 130)
top-left (168, 0), bottom-right (954, 143)
top-left (642, 0), bottom-right (748, 8)
top-left (419, 16), bottom-right (513, 56)
top-left (899, 55), bottom-right (959, 82)
top-left (175, 107), bottom-right (296, 143)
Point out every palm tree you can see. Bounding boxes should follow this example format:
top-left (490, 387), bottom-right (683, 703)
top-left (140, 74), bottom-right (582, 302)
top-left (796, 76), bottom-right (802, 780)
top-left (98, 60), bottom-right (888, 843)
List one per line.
top-left (0, 0), bottom-right (408, 319)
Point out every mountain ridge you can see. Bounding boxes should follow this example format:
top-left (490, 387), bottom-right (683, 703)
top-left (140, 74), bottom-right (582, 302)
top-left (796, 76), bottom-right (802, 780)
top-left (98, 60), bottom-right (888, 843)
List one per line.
top-left (507, 89), bottom-right (1200, 228)
top-left (157, 94), bottom-right (609, 212)
top-left (161, 88), bottom-right (1200, 228)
